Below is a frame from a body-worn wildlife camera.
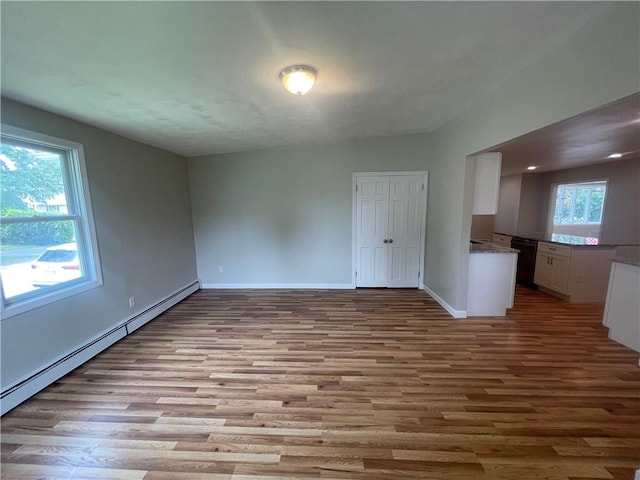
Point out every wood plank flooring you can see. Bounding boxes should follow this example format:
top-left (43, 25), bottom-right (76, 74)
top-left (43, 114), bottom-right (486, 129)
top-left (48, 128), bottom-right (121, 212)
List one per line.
top-left (2, 287), bottom-right (639, 479)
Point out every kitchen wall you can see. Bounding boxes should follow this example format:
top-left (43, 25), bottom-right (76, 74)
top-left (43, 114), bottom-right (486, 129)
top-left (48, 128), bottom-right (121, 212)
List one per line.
top-left (1, 99), bottom-right (198, 390)
top-left (493, 174), bottom-right (522, 234)
top-left (492, 158), bottom-right (640, 244)
top-left (189, 134), bottom-right (432, 287)
top-left (536, 158), bottom-right (640, 244)
top-left (428, 2), bottom-right (639, 310)
top-left (470, 215), bottom-right (494, 241)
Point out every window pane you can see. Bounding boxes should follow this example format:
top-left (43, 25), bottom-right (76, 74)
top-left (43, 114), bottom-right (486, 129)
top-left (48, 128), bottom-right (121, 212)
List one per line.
top-left (0, 141), bottom-right (68, 217)
top-left (588, 188), bottom-right (605, 223)
top-left (554, 187), bottom-right (574, 224)
top-left (0, 221), bottom-right (81, 299)
top-left (553, 182), bottom-right (607, 226)
top-left (572, 187), bottom-right (587, 223)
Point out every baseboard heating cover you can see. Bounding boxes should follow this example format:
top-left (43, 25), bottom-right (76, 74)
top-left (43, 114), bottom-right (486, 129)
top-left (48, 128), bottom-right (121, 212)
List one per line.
top-left (0, 280), bottom-right (200, 415)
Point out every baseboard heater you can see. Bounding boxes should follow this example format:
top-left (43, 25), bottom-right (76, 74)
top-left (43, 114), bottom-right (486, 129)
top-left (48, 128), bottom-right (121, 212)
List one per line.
top-left (0, 280), bottom-right (200, 415)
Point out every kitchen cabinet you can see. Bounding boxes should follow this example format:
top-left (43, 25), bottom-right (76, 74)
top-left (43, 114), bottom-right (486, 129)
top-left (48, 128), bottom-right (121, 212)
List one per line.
top-left (534, 243), bottom-right (571, 294)
top-left (534, 242), bottom-right (614, 302)
top-left (603, 259), bottom-right (640, 353)
top-left (492, 233), bottom-right (512, 248)
top-left (472, 153), bottom-right (502, 215)
top-left (467, 243), bottom-right (517, 316)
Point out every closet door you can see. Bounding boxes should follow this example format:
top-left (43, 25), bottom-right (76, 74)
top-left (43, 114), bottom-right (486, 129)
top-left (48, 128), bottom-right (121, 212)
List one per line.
top-left (355, 174), bottom-right (424, 288)
top-left (387, 175), bottom-right (422, 287)
top-left (355, 176), bottom-right (389, 287)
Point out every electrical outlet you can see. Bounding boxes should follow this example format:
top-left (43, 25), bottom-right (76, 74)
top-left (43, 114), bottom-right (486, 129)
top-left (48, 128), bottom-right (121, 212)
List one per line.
top-left (218, 266), bottom-right (224, 273)
top-left (128, 296), bottom-right (135, 308)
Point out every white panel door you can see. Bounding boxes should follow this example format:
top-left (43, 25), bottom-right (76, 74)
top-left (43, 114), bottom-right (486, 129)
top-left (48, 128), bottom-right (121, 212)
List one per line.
top-left (355, 174), bottom-right (424, 288)
top-left (387, 175), bottom-right (423, 287)
top-left (356, 176), bottom-right (390, 287)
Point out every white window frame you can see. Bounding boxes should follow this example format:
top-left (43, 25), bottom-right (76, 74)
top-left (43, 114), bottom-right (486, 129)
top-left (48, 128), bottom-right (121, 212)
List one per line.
top-left (0, 125), bottom-right (103, 319)
top-left (547, 179), bottom-right (608, 237)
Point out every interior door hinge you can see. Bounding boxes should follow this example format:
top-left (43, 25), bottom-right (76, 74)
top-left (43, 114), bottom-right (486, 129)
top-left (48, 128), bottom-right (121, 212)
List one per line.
top-left (421, 184), bottom-right (424, 191)
top-left (356, 185), bottom-right (358, 192)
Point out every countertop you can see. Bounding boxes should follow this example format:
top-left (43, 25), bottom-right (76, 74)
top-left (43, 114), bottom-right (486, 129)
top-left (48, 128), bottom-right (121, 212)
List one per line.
top-left (612, 257), bottom-right (640, 267)
top-left (495, 231), bottom-right (639, 248)
top-left (470, 240), bottom-right (518, 254)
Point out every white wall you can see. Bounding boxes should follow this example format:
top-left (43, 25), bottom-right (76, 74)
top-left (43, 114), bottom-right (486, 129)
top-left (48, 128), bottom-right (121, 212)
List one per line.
top-left (1, 99), bottom-right (198, 389)
top-left (189, 135), bottom-right (431, 287)
top-left (427, 3), bottom-right (639, 309)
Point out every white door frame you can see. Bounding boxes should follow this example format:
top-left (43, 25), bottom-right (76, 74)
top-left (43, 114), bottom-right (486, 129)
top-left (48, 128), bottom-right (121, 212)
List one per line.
top-left (352, 171), bottom-right (428, 288)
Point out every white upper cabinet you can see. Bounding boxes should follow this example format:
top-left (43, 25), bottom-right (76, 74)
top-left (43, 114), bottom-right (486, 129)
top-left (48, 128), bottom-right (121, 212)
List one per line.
top-left (472, 152), bottom-right (502, 215)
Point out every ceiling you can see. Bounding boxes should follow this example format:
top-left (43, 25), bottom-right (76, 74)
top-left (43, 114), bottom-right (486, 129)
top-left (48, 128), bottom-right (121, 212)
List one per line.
top-left (495, 93), bottom-right (640, 176)
top-left (1, 2), bottom-right (611, 157)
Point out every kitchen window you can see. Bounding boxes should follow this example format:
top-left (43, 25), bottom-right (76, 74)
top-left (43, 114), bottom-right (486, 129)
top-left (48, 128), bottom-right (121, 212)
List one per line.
top-left (0, 125), bottom-right (102, 318)
top-left (549, 180), bottom-right (607, 239)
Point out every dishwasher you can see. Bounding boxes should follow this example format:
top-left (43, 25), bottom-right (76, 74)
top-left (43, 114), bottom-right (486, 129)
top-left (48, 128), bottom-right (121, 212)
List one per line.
top-left (510, 236), bottom-right (538, 288)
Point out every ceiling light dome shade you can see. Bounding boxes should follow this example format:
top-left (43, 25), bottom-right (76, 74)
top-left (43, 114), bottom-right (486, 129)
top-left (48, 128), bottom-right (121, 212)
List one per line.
top-left (279, 65), bottom-right (317, 95)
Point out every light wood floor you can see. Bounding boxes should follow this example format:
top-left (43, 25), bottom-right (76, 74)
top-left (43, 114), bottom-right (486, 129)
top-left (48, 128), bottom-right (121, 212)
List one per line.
top-left (2, 287), bottom-right (639, 480)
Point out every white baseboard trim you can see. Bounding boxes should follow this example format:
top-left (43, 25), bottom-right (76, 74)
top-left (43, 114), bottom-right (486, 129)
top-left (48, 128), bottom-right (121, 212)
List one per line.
top-left (201, 283), bottom-right (355, 290)
top-left (125, 281), bottom-right (200, 334)
top-left (0, 280), bottom-right (200, 416)
top-left (421, 284), bottom-right (467, 319)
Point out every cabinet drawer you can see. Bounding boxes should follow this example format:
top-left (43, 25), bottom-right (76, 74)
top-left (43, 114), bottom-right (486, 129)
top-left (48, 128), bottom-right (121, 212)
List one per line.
top-left (538, 242), bottom-right (571, 257)
top-left (492, 233), bottom-right (512, 247)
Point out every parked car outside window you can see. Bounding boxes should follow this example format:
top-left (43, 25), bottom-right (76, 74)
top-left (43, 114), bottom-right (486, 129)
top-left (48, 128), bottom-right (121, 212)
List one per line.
top-left (31, 243), bottom-right (81, 287)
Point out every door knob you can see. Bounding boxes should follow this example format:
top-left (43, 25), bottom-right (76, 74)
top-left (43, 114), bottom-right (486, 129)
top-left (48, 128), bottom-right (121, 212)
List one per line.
top-left (383, 239), bottom-right (389, 243)
top-left (388, 239), bottom-right (393, 244)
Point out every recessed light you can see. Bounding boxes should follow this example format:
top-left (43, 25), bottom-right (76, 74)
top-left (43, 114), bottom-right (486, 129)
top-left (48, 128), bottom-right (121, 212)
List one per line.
top-left (527, 166), bottom-right (537, 171)
top-left (607, 153), bottom-right (623, 158)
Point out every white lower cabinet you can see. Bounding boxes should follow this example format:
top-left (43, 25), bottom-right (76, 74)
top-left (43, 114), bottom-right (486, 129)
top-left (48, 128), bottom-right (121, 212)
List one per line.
top-left (534, 244), bottom-right (571, 294)
top-left (534, 242), bottom-right (614, 302)
top-left (603, 260), bottom-right (640, 353)
top-left (467, 251), bottom-right (517, 316)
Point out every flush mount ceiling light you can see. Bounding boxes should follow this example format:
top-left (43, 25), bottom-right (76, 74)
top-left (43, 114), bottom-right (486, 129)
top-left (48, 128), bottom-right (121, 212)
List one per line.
top-left (607, 153), bottom-right (623, 158)
top-left (279, 65), bottom-right (317, 95)
top-left (527, 165), bottom-right (537, 170)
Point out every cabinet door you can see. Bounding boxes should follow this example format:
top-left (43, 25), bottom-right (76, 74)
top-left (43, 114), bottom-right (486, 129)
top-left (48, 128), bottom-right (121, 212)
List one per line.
top-left (549, 255), bottom-right (570, 294)
top-left (534, 253), bottom-right (552, 288)
top-left (492, 234), bottom-right (512, 247)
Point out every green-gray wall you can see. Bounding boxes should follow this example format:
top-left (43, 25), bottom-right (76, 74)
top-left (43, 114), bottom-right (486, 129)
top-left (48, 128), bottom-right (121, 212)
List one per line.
top-left (189, 135), bottom-right (432, 286)
top-left (1, 99), bottom-right (198, 388)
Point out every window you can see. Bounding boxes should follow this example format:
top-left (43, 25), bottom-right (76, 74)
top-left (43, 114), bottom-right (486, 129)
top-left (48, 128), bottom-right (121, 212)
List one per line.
top-left (549, 181), bottom-right (607, 240)
top-left (0, 125), bottom-right (102, 318)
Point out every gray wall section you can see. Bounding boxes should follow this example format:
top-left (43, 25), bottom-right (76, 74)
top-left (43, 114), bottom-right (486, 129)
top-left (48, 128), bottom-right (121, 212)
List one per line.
top-left (189, 135), bottom-right (431, 286)
top-left (533, 159), bottom-right (640, 244)
top-left (1, 99), bottom-right (198, 388)
top-left (494, 174), bottom-right (522, 234)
